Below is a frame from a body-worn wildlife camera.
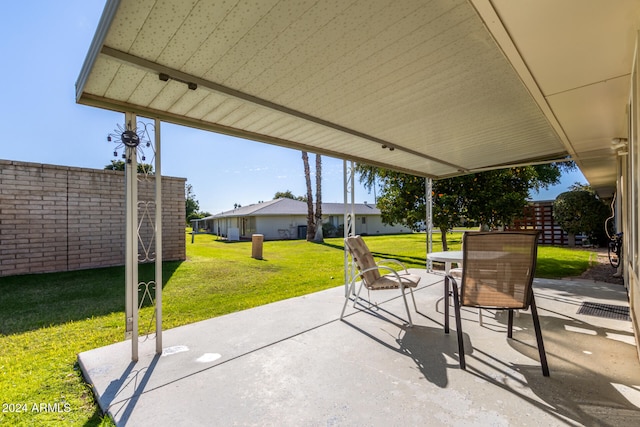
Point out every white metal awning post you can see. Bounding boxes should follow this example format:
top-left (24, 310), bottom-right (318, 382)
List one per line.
top-left (343, 160), bottom-right (355, 296)
top-left (124, 112), bottom-right (139, 361)
top-left (154, 118), bottom-right (163, 354)
top-left (426, 178), bottom-right (433, 271)
top-left (123, 114), bottom-right (164, 361)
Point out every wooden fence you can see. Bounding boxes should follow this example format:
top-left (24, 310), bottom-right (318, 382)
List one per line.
top-left (507, 201), bottom-right (584, 246)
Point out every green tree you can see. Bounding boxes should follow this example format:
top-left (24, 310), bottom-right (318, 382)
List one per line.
top-left (431, 177), bottom-right (466, 250)
top-left (104, 159), bottom-right (153, 174)
top-left (185, 183), bottom-right (201, 224)
top-left (463, 167), bottom-right (538, 228)
top-left (357, 167), bottom-right (465, 250)
top-left (274, 190), bottom-right (307, 201)
top-left (356, 162), bottom-right (574, 250)
top-left (274, 190), bottom-right (297, 200)
top-left (553, 185), bottom-right (610, 246)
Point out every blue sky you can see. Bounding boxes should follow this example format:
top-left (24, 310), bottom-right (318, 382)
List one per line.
top-left (0, 1), bottom-right (585, 214)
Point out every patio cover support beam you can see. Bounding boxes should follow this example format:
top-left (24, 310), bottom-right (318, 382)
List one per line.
top-left (99, 46), bottom-right (467, 173)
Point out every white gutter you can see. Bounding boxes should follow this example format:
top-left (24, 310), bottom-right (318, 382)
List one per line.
top-left (75, 0), bottom-right (121, 102)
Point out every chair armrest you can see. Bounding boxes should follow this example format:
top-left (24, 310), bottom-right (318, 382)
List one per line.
top-left (351, 265), bottom-right (403, 284)
top-left (376, 258), bottom-right (408, 273)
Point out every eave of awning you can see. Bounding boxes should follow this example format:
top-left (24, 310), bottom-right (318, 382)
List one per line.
top-left (77, 0), bottom-right (639, 195)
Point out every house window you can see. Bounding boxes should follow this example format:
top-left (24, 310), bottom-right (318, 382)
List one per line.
top-left (361, 217), bottom-right (366, 224)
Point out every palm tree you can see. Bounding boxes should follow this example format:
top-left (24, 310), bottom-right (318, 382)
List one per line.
top-left (314, 153), bottom-right (323, 242)
top-left (301, 151), bottom-right (324, 242)
top-left (301, 151), bottom-right (316, 241)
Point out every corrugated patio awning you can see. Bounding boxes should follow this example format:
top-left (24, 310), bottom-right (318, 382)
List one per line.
top-left (77, 0), bottom-right (640, 196)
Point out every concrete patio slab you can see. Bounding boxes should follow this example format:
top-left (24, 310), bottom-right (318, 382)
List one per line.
top-left (79, 271), bottom-right (640, 426)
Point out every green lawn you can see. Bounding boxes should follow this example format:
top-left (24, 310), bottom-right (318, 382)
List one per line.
top-left (0, 232), bottom-right (595, 426)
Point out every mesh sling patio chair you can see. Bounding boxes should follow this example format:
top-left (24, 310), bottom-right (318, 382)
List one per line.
top-left (446, 231), bottom-right (550, 376)
top-left (340, 235), bottom-right (421, 326)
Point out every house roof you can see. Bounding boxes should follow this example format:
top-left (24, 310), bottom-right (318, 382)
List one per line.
top-left (322, 202), bottom-right (379, 216)
top-left (206, 198), bottom-right (381, 219)
top-left (77, 1), bottom-right (640, 197)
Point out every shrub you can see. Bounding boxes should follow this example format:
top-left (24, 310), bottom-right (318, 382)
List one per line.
top-left (553, 188), bottom-right (610, 246)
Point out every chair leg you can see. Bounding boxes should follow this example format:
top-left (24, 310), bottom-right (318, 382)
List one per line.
top-left (353, 282), bottom-right (365, 308)
top-left (409, 287), bottom-right (418, 312)
top-left (400, 286), bottom-right (413, 327)
top-left (444, 276), bottom-right (450, 334)
top-left (340, 280), bottom-right (357, 320)
top-left (507, 309), bottom-right (514, 338)
top-left (450, 279), bottom-right (466, 370)
top-left (530, 295), bottom-right (550, 377)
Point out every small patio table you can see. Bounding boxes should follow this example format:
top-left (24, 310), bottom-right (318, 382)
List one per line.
top-left (427, 250), bottom-right (463, 275)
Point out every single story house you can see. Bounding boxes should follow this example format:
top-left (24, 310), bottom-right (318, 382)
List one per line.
top-left (199, 198), bottom-right (410, 240)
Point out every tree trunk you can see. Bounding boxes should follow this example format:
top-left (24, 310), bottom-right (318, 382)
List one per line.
top-left (314, 154), bottom-right (324, 242)
top-left (440, 228), bottom-right (448, 251)
top-left (302, 151), bottom-right (315, 241)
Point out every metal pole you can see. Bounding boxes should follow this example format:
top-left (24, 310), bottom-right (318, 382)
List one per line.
top-left (426, 178), bottom-right (433, 271)
top-left (343, 160), bottom-right (356, 296)
top-left (154, 118), bottom-right (163, 354)
top-left (124, 119), bottom-right (133, 342)
top-left (124, 112), bottom-right (139, 361)
top-left (343, 160), bottom-right (349, 295)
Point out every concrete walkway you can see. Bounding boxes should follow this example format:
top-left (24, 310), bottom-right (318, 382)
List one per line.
top-left (79, 271), bottom-right (640, 426)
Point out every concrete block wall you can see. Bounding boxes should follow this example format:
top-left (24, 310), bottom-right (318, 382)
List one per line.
top-left (0, 160), bottom-right (186, 277)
